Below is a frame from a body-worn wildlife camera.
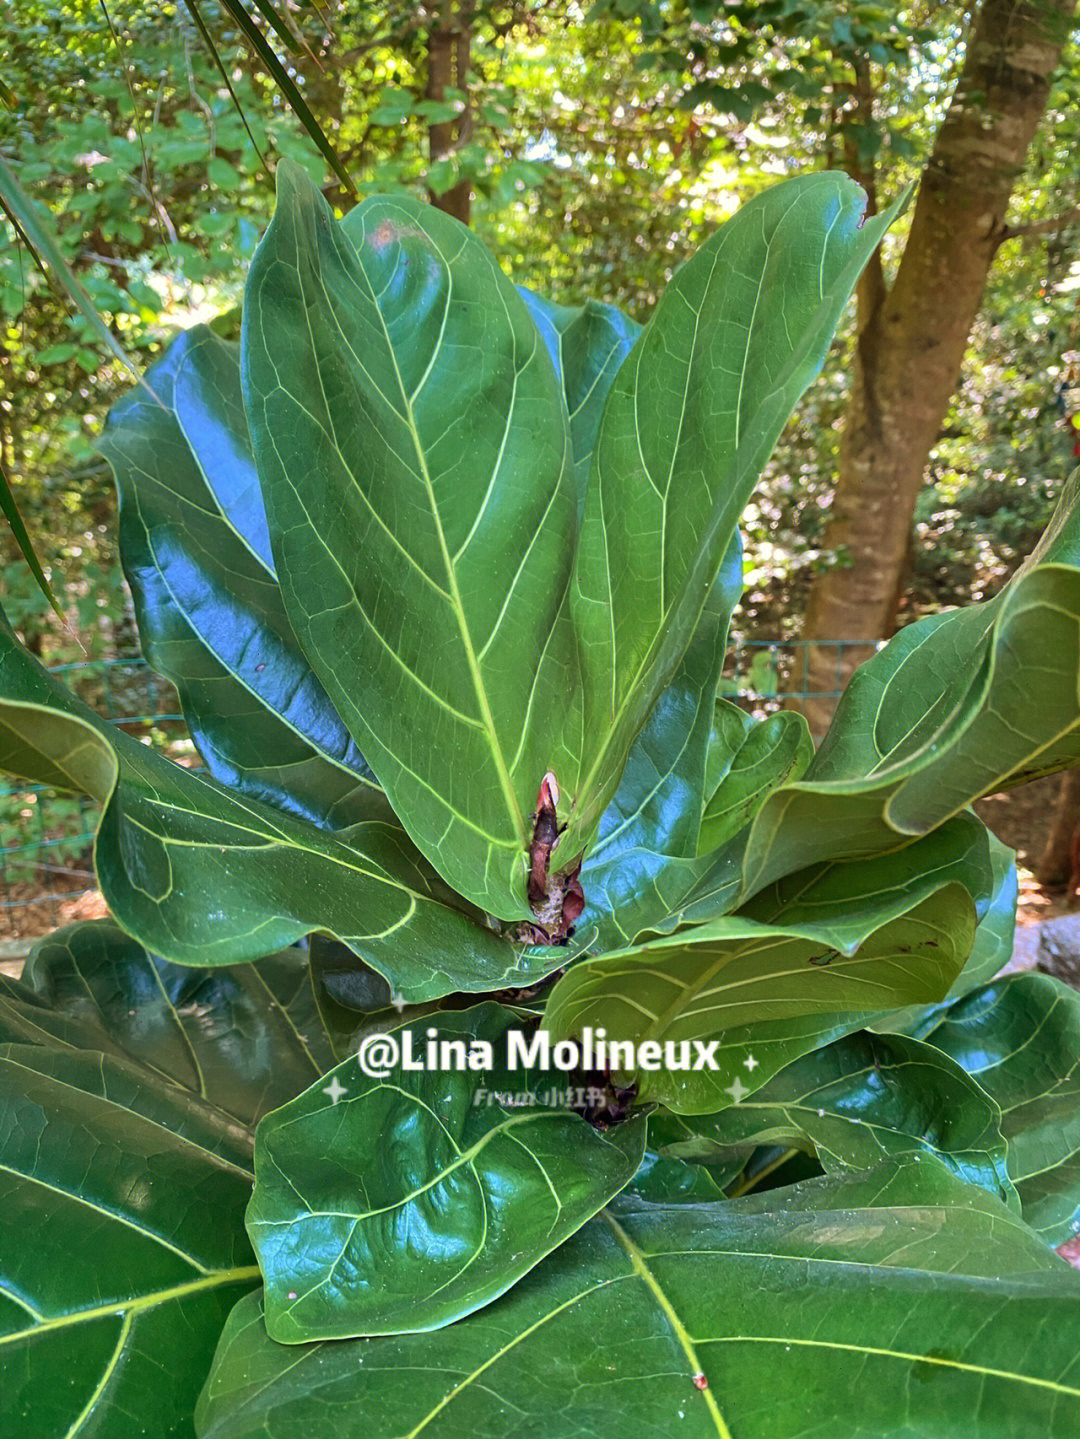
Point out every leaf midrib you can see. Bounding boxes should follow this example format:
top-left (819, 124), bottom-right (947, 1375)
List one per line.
top-left (0, 1265), bottom-right (261, 1350)
top-left (351, 205), bottom-right (530, 864)
top-left (602, 1211), bottom-right (733, 1438)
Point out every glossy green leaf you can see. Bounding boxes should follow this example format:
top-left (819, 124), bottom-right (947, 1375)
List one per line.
top-left (699, 702), bottom-right (813, 853)
top-left (578, 538), bottom-right (742, 949)
top-left (916, 972), bottom-right (1080, 1245)
top-left (243, 162), bottom-right (577, 918)
top-left (632, 827), bottom-right (1018, 1117)
top-left (102, 323), bottom-right (382, 828)
top-left (881, 829), bottom-right (1018, 1035)
top-left (513, 288), bottom-right (743, 945)
top-left (0, 919), bottom-right (334, 1109)
top-left (556, 174), bottom-right (904, 866)
top-left (727, 471), bottom-right (1080, 901)
top-left (562, 324), bottom-right (745, 941)
top-left (248, 1003), bottom-right (646, 1341)
top-left (546, 816), bottom-right (989, 1110)
top-left (197, 1160), bottom-right (1080, 1439)
top-left (673, 1027), bottom-right (1014, 1206)
top-left (579, 699), bottom-right (812, 950)
top-left (0, 616), bottom-right (551, 998)
top-left (0, 921), bottom-right (332, 1439)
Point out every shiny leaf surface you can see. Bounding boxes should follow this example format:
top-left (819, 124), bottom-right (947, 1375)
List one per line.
top-left (248, 1003), bottom-right (646, 1341)
top-left (0, 922), bottom-right (329, 1439)
top-left (0, 617), bottom-right (547, 998)
top-left (631, 830), bottom-right (1018, 1117)
top-left (0, 919), bottom-right (333, 1113)
top-left (917, 972), bottom-right (1080, 1245)
top-left (699, 703), bottom-right (813, 854)
top-left (546, 818), bottom-right (989, 1110)
top-left (578, 539), bottom-right (742, 949)
top-left (557, 174), bottom-right (902, 865)
top-left (102, 325), bottom-right (381, 828)
top-left (673, 1027), bottom-right (1014, 1205)
top-left (197, 1160), bottom-right (1080, 1439)
top-left (243, 163), bottom-right (577, 918)
top-left (517, 288), bottom-right (641, 496)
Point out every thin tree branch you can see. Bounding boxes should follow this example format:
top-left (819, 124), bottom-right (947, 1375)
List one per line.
top-left (999, 205), bottom-right (1080, 245)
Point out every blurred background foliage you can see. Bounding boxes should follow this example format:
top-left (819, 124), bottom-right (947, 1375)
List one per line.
top-left (1, 0), bottom-right (1078, 659)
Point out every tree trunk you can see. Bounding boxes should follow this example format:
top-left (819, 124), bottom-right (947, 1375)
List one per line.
top-left (1036, 766), bottom-right (1080, 888)
top-left (797, 0), bottom-right (1076, 737)
top-left (426, 0), bottom-right (474, 224)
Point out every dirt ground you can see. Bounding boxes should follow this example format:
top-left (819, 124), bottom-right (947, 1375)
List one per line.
top-left (974, 773), bottom-right (1074, 935)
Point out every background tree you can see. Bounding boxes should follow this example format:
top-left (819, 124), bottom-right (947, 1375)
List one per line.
top-left (608, 0), bottom-right (1080, 729)
top-left (798, 0), bottom-right (1078, 729)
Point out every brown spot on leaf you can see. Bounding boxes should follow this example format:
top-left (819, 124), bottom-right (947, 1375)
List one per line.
top-left (368, 218), bottom-right (425, 251)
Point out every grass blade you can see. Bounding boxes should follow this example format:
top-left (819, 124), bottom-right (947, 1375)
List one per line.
top-left (0, 458), bottom-right (66, 623)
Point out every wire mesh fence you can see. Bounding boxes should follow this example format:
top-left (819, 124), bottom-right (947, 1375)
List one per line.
top-left (0, 640), bottom-right (881, 942)
top-left (0, 657), bottom-right (186, 944)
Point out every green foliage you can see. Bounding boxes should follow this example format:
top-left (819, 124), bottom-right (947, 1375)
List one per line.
top-left (4, 168), bottom-right (1080, 1436)
top-left (0, 921), bottom-right (329, 1439)
top-left (199, 1162), bottom-right (1080, 1439)
top-left (4, 0), bottom-right (1076, 664)
top-left (663, 1025), bottom-right (1015, 1203)
top-left (250, 1003), bottom-right (646, 1342)
top-left (911, 972), bottom-right (1080, 1246)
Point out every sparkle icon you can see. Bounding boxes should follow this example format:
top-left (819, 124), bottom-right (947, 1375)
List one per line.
top-left (725, 1077), bottom-right (750, 1104)
top-left (390, 992), bottom-right (407, 1014)
top-left (743, 1054), bottom-right (759, 1071)
top-left (323, 1076), bottom-right (348, 1104)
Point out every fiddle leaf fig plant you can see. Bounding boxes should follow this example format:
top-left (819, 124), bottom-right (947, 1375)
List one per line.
top-left (4, 162), bottom-right (1080, 1437)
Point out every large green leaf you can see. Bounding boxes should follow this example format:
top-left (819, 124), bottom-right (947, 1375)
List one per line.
top-left (197, 1159), bottom-right (1080, 1439)
top-left (545, 816), bottom-right (989, 1110)
top-left (0, 920), bottom-right (334, 1110)
top-left (493, 290), bottom-right (746, 948)
top-left (0, 921), bottom-right (330, 1439)
top-left (102, 324), bottom-right (381, 829)
top-left (243, 162), bottom-right (578, 919)
top-left (725, 472), bottom-right (1080, 901)
top-left (669, 1027), bottom-right (1014, 1206)
top-left (622, 826), bottom-right (1018, 1118)
top-left (0, 618), bottom-right (551, 998)
top-left (248, 1003), bottom-right (646, 1341)
top-left (556, 174), bottom-right (903, 867)
top-left (915, 972), bottom-right (1080, 1246)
